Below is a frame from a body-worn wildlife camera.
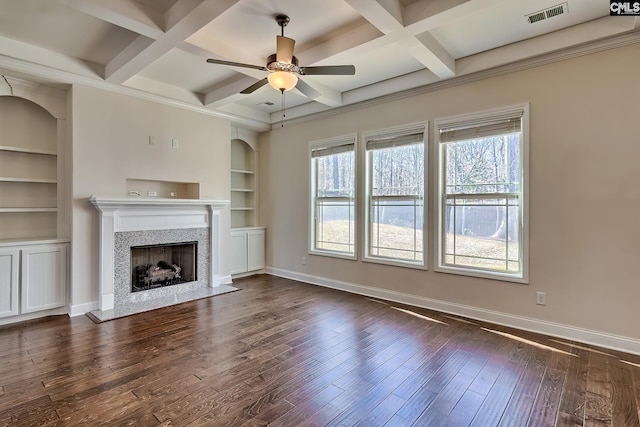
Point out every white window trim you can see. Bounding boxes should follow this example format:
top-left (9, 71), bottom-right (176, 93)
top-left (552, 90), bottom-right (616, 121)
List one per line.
top-left (434, 104), bottom-right (529, 284)
top-left (362, 122), bottom-right (428, 270)
top-left (309, 134), bottom-right (358, 260)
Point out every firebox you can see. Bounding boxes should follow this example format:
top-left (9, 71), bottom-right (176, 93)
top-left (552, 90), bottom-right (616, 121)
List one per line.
top-left (130, 241), bottom-right (197, 292)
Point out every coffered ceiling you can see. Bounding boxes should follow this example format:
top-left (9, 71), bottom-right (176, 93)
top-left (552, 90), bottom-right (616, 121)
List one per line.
top-left (0, 0), bottom-right (637, 130)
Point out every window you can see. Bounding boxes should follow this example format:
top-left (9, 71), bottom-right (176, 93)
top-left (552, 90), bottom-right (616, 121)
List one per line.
top-left (309, 136), bottom-right (356, 258)
top-left (436, 105), bottom-right (528, 282)
top-left (364, 124), bottom-right (426, 266)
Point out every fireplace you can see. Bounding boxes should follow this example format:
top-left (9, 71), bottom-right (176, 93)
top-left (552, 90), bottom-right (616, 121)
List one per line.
top-left (131, 241), bottom-right (197, 292)
top-left (89, 196), bottom-right (233, 318)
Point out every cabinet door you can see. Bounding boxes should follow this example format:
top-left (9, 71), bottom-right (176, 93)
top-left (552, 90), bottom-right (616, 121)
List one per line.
top-left (230, 231), bottom-right (248, 275)
top-left (21, 244), bottom-right (67, 314)
top-left (247, 229), bottom-right (265, 271)
top-left (0, 249), bottom-right (19, 318)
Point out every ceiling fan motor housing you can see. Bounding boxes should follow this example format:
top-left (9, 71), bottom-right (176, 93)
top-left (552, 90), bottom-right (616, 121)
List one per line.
top-left (266, 54), bottom-right (300, 73)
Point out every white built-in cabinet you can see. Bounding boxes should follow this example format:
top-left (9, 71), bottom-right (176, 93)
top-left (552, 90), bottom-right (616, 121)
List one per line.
top-left (230, 227), bottom-right (265, 275)
top-left (230, 133), bottom-right (265, 276)
top-left (0, 249), bottom-right (19, 318)
top-left (0, 243), bottom-right (67, 319)
top-left (0, 78), bottom-right (70, 324)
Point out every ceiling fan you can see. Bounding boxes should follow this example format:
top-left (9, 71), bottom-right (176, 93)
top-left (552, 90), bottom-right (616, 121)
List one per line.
top-left (206, 14), bottom-right (356, 98)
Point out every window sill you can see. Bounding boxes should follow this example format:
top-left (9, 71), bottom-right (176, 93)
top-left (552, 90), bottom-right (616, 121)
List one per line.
top-left (435, 265), bottom-right (528, 284)
top-left (363, 256), bottom-right (426, 270)
top-left (308, 249), bottom-right (357, 261)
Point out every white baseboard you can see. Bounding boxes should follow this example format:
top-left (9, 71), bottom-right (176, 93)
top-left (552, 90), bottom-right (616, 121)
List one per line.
top-left (0, 306), bottom-right (68, 326)
top-left (231, 269), bottom-right (266, 280)
top-left (266, 267), bottom-right (640, 356)
top-left (69, 301), bottom-right (99, 317)
top-left (217, 275), bottom-right (233, 286)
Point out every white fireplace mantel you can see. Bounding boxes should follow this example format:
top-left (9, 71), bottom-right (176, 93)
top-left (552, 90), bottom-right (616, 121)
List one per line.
top-left (90, 196), bottom-right (230, 312)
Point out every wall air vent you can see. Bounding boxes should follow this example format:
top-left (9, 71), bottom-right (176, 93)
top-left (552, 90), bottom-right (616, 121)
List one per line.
top-left (526, 2), bottom-right (568, 24)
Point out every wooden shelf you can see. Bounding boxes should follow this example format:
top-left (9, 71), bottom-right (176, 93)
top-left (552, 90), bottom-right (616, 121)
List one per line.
top-left (231, 188), bottom-right (254, 192)
top-left (0, 177), bottom-right (57, 184)
top-left (0, 208), bottom-right (57, 213)
top-left (231, 207), bottom-right (255, 211)
top-left (0, 145), bottom-right (57, 156)
top-left (231, 169), bottom-right (255, 175)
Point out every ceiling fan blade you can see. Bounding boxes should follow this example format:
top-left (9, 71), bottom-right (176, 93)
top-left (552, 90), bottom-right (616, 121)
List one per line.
top-left (295, 79), bottom-right (321, 99)
top-left (300, 65), bottom-right (356, 76)
top-left (240, 78), bottom-right (269, 94)
top-left (206, 58), bottom-right (266, 71)
top-left (276, 36), bottom-right (295, 64)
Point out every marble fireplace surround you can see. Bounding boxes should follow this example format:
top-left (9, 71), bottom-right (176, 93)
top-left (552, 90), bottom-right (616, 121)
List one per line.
top-left (90, 196), bottom-right (234, 321)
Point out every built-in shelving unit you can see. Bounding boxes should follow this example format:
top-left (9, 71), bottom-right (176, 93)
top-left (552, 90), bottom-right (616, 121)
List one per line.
top-left (0, 96), bottom-right (60, 241)
top-left (230, 139), bottom-right (257, 228)
top-left (0, 79), bottom-right (70, 325)
top-left (230, 132), bottom-right (265, 277)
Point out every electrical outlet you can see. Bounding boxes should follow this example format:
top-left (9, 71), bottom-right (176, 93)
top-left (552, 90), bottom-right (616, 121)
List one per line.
top-left (170, 192), bottom-right (177, 197)
top-left (301, 256), bottom-right (307, 265)
top-left (536, 292), bottom-right (546, 306)
top-left (147, 191), bottom-right (157, 197)
top-left (171, 138), bottom-right (179, 148)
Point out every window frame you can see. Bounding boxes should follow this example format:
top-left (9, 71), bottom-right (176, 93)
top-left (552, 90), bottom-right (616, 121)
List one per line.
top-left (435, 104), bottom-right (529, 283)
top-left (309, 134), bottom-right (358, 260)
top-left (363, 122), bottom-right (428, 269)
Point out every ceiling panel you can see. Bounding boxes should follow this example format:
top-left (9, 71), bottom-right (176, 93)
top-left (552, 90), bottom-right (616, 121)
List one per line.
top-left (0, 0), bottom-right (139, 66)
top-left (430, 0), bottom-right (609, 59)
top-left (138, 48), bottom-right (239, 93)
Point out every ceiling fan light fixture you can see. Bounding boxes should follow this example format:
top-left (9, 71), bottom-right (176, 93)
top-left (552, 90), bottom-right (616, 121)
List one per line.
top-left (268, 71), bottom-right (298, 91)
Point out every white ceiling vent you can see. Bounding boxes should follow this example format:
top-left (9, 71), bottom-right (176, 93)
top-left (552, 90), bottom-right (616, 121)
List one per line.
top-left (526, 3), bottom-right (568, 24)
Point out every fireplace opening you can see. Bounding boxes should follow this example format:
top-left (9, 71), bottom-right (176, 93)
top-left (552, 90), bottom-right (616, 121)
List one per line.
top-left (131, 241), bottom-right (197, 292)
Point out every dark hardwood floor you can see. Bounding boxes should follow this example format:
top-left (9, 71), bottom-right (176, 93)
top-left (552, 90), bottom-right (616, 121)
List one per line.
top-left (1, 275), bottom-right (639, 426)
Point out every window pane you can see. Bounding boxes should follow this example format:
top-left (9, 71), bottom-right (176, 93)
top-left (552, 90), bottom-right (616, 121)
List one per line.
top-left (368, 141), bottom-right (424, 264)
top-left (445, 134), bottom-right (520, 195)
top-left (372, 145), bottom-right (424, 196)
top-left (370, 197), bottom-right (423, 261)
top-left (315, 199), bottom-right (354, 253)
top-left (316, 151), bottom-right (354, 198)
top-left (443, 182), bottom-right (522, 272)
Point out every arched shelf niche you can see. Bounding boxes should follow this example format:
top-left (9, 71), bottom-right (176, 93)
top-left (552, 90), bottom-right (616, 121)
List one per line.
top-left (0, 76), bottom-right (69, 241)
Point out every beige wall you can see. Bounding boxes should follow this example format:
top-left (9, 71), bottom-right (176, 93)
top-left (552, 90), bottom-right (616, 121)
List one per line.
top-left (258, 43), bottom-right (640, 345)
top-left (70, 85), bottom-right (231, 309)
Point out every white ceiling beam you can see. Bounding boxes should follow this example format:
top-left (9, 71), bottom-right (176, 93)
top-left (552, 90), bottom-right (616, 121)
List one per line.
top-left (297, 79), bottom-right (343, 107)
top-left (59, 0), bottom-right (164, 39)
top-left (123, 75), bottom-right (203, 105)
top-left (214, 103), bottom-right (271, 125)
top-left (203, 76), bottom-right (264, 106)
top-left (296, 21), bottom-right (383, 65)
top-left (398, 31), bottom-right (455, 78)
top-left (403, 0), bottom-right (496, 29)
top-left (343, 0), bottom-right (404, 33)
top-left (105, 0), bottom-right (241, 84)
top-left (0, 35), bottom-right (103, 79)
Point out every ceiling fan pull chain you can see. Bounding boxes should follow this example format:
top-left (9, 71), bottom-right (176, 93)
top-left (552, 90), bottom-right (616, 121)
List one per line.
top-left (281, 88), bottom-right (285, 127)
